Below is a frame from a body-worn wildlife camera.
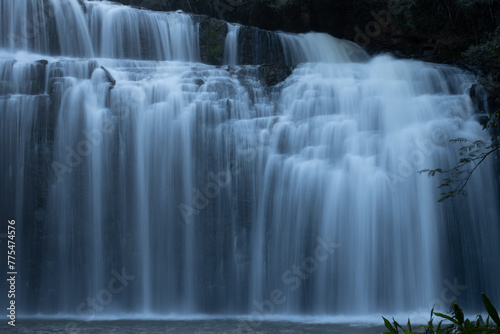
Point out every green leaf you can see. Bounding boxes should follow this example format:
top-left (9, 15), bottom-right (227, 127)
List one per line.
top-left (452, 301), bottom-right (465, 326)
top-left (482, 293), bottom-right (500, 327)
top-left (440, 324), bottom-right (454, 333)
top-left (383, 316), bottom-right (397, 333)
top-left (436, 319), bottom-right (443, 332)
top-left (434, 312), bottom-right (461, 327)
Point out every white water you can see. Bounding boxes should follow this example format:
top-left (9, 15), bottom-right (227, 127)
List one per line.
top-left (0, 0), bottom-right (499, 319)
top-left (224, 23), bottom-right (240, 65)
top-left (280, 32), bottom-right (370, 64)
top-left (0, 0), bottom-right (199, 61)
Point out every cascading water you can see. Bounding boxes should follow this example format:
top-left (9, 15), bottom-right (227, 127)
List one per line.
top-left (224, 23), bottom-right (240, 65)
top-left (1, 0), bottom-right (499, 320)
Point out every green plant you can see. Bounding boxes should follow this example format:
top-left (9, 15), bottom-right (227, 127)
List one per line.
top-left (382, 316), bottom-right (420, 334)
top-left (382, 293), bottom-right (500, 334)
top-left (419, 110), bottom-right (500, 202)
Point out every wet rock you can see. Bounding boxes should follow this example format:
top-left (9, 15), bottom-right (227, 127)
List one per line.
top-left (475, 114), bottom-right (490, 127)
top-left (48, 62), bottom-right (64, 80)
top-left (478, 76), bottom-right (500, 113)
top-left (77, 0), bottom-right (86, 13)
top-left (47, 62), bottom-right (65, 126)
top-left (100, 66), bottom-right (116, 89)
top-left (239, 26), bottom-right (285, 65)
top-left (36, 59), bottom-right (49, 66)
top-left (198, 17), bottom-right (228, 66)
top-left (258, 64), bottom-right (292, 86)
top-left (88, 60), bottom-right (99, 77)
top-left (0, 60), bottom-right (15, 95)
top-left (32, 60), bottom-right (49, 94)
top-left (469, 83), bottom-right (488, 113)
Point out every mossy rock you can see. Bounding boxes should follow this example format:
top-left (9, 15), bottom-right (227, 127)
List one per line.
top-left (258, 64), bottom-right (292, 86)
top-left (199, 17), bottom-right (228, 65)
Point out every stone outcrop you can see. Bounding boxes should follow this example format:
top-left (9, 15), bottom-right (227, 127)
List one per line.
top-left (198, 16), bottom-right (228, 65)
top-left (258, 64), bottom-right (292, 87)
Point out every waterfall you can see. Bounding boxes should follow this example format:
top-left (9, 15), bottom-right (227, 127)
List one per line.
top-left (1, 0), bottom-right (499, 319)
top-left (224, 23), bottom-right (240, 65)
top-left (0, 0), bottom-right (198, 61)
top-left (279, 32), bottom-right (370, 64)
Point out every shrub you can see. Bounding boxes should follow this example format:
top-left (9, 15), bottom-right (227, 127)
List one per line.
top-left (382, 293), bottom-right (500, 334)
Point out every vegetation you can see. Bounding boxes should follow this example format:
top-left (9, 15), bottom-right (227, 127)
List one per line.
top-left (382, 293), bottom-right (500, 334)
top-left (420, 41), bottom-right (500, 202)
top-left (420, 124), bottom-right (499, 202)
top-left (387, 0), bottom-right (497, 33)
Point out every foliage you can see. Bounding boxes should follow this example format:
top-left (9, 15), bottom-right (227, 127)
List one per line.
top-left (462, 45), bottom-right (498, 67)
top-left (382, 293), bottom-right (500, 334)
top-left (387, 0), bottom-right (497, 35)
top-left (419, 105), bottom-right (500, 202)
top-left (420, 38), bottom-right (500, 202)
top-left (388, 0), bottom-right (449, 32)
top-left (462, 27), bottom-right (500, 67)
top-left (455, 0), bottom-right (496, 8)
top-left (419, 131), bottom-right (499, 202)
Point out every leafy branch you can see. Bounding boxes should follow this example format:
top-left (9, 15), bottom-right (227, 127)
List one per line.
top-left (420, 110), bottom-right (500, 202)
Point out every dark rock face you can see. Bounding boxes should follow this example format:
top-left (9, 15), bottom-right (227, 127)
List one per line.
top-left (36, 59), bottom-right (49, 66)
top-left (48, 62), bottom-right (65, 123)
top-left (31, 62), bottom-right (47, 95)
top-left (77, 0), bottom-right (86, 13)
top-left (100, 66), bottom-right (117, 89)
top-left (196, 14), bottom-right (288, 66)
top-left (198, 17), bottom-right (228, 65)
top-left (470, 83), bottom-right (489, 114)
top-left (238, 26), bottom-right (285, 65)
top-left (479, 77), bottom-right (500, 114)
top-left (258, 64), bottom-right (292, 86)
top-left (0, 60), bottom-right (48, 96)
top-left (0, 60), bottom-right (16, 96)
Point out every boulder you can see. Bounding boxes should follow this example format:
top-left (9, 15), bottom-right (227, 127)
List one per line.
top-left (198, 17), bottom-right (228, 65)
top-left (100, 66), bottom-right (116, 89)
top-left (258, 64), bottom-right (292, 86)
